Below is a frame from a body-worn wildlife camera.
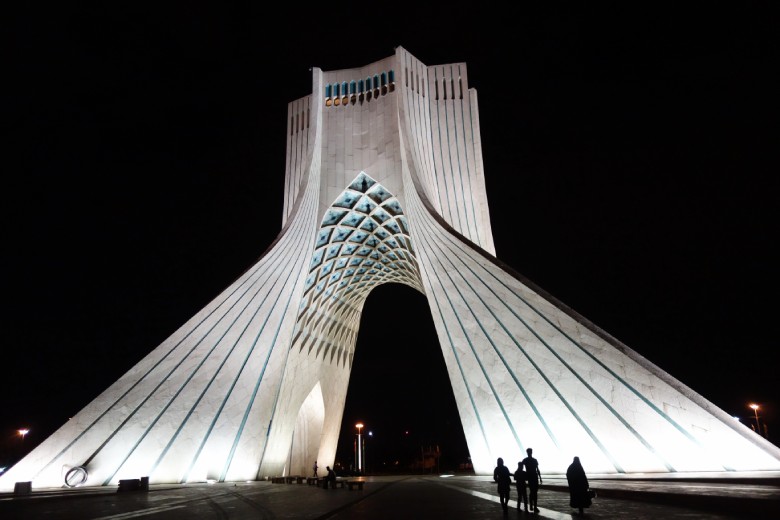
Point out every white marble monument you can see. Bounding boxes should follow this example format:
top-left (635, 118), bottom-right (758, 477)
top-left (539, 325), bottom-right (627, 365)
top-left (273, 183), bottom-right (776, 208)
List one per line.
top-left (3, 46), bottom-right (779, 491)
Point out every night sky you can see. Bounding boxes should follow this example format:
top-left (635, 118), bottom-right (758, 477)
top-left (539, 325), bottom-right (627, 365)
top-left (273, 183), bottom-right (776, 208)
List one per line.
top-left (4, 4), bottom-right (777, 471)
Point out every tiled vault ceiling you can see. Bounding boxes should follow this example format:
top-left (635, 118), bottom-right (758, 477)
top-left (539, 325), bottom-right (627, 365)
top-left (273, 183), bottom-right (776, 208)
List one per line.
top-left (292, 172), bottom-right (423, 366)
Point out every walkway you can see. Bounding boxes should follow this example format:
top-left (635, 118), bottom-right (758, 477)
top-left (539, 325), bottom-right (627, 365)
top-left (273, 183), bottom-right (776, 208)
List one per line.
top-left (1, 472), bottom-right (778, 519)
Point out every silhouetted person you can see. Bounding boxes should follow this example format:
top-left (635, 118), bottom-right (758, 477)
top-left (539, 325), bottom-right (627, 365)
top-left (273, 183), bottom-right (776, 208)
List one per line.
top-left (513, 460), bottom-right (528, 511)
top-left (313, 460), bottom-right (318, 477)
top-left (566, 456), bottom-right (591, 515)
top-left (493, 457), bottom-right (512, 511)
top-left (521, 448), bottom-right (542, 513)
top-left (326, 466), bottom-right (336, 489)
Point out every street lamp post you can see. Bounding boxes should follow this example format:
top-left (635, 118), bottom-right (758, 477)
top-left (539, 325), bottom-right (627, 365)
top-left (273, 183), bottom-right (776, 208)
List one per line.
top-left (355, 423), bottom-right (364, 474)
top-left (749, 404), bottom-right (762, 437)
top-left (366, 431), bottom-right (372, 474)
top-left (17, 429), bottom-right (30, 459)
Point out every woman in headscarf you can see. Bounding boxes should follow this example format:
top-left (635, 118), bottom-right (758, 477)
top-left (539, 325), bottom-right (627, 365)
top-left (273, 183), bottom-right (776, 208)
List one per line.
top-left (566, 456), bottom-right (591, 515)
top-left (493, 457), bottom-right (512, 511)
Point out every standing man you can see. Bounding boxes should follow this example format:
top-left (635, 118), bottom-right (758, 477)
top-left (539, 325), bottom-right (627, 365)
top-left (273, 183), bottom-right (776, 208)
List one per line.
top-left (522, 448), bottom-right (542, 513)
top-left (493, 457), bottom-right (512, 511)
top-left (313, 460), bottom-right (318, 478)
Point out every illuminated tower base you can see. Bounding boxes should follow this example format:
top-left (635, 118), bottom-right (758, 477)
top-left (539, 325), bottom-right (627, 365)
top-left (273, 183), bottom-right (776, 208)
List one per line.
top-left (3, 46), bottom-right (779, 491)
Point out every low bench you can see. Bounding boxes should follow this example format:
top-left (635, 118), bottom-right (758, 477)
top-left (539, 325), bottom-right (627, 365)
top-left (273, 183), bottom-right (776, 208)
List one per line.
top-left (271, 476), bottom-right (286, 484)
top-left (306, 477), bottom-right (318, 485)
top-left (346, 480), bottom-right (364, 491)
top-left (118, 479), bottom-right (141, 492)
top-left (14, 482), bottom-right (32, 495)
top-left (318, 478), bottom-right (346, 489)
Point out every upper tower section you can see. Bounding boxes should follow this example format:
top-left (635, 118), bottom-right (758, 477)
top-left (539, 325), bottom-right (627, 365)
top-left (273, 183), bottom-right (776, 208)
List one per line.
top-left (283, 47), bottom-right (495, 255)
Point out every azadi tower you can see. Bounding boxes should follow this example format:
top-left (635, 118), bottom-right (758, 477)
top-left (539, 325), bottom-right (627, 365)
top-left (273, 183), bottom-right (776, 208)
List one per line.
top-left (3, 46), bottom-right (779, 491)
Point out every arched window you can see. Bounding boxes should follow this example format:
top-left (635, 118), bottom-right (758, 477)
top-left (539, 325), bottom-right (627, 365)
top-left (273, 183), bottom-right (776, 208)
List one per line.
top-left (381, 72), bottom-right (388, 95)
top-left (325, 84), bottom-right (332, 107)
top-left (333, 83), bottom-right (340, 106)
top-left (389, 69), bottom-right (395, 92)
top-left (459, 77), bottom-right (463, 99)
top-left (366, 76), bottom-right (373, 101)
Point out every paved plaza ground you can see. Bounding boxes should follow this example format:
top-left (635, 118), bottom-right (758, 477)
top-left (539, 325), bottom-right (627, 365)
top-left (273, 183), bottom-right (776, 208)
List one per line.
top-left (1, 472), bottom-right (779, 519)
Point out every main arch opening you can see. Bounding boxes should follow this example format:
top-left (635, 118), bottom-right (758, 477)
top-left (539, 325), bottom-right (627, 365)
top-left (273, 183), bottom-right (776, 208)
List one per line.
top-left (335, 283), bottom-right (470, 474)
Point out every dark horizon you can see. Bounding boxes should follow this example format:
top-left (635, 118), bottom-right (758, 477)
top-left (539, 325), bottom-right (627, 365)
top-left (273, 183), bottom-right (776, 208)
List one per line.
top-left (4, 4), bottom-right (777, 472)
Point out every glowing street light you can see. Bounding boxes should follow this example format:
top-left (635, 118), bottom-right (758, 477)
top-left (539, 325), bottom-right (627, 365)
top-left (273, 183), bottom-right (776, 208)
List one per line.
top-left (749, 404), bottom-right (762, 437)
top-left (355, 423), bottom-right (364, 473)
top-left (366, 431), bottom-right (372, 473)
top-left (18, 429), bottom-right (29, 441)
